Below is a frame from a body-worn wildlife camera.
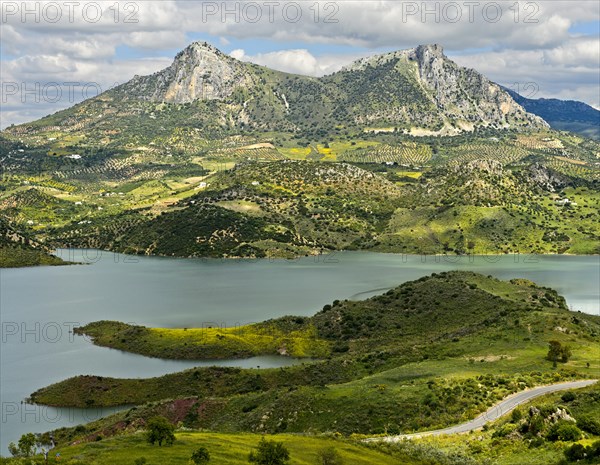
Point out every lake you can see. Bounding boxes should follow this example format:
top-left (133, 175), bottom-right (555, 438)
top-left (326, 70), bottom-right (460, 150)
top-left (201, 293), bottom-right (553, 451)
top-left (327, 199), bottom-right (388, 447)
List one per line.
top-left (1, 249), bottom-right (598, 453)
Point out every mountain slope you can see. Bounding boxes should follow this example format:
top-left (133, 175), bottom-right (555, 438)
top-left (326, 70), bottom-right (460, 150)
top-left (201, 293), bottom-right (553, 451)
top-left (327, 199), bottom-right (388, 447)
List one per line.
top-left (504, 87), bottom-right (600, 140)
top-left (3, 42), bottom-right (545, 145)
top-left (0, 216), bottom-right (66, 267)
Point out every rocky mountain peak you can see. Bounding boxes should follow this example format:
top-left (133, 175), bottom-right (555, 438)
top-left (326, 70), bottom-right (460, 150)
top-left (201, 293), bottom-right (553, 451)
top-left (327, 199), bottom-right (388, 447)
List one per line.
top-left (173, 41), bottom-right (229, 65)
top-left (412, 43), bottom-right (445, 61)
top-left (114, 41), bottom-right (251, 104)
top-left (338, 43), bottom-right (546, 131)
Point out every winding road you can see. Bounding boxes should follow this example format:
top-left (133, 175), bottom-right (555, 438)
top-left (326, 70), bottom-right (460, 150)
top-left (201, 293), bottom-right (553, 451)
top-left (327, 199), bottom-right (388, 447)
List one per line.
top-left (368, 379), bottom-right (598, 442)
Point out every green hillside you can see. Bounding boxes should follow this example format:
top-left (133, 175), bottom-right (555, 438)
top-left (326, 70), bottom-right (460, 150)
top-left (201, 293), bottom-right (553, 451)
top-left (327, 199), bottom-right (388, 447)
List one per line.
top-left (29, 273), bottom-right (599, 440)
top-left (1, 42), bottom-right (598, 263)
top-left (0, 217), bottom-right (67, 267)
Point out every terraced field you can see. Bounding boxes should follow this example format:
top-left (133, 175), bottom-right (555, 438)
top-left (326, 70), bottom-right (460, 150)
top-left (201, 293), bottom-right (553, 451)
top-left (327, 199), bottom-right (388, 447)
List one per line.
top-left (338, 142), bottom-right (432, 165)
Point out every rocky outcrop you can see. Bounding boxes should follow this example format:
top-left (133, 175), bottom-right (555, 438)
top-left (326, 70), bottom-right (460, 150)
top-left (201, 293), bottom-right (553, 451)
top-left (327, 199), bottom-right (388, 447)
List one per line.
top-left (412, 44), bottom-right (544, 127)
top-left (526, 163), bottom-right (570, 192)
top-left (341, 44), bottom-right (547, 131)
top-left (115, 42), bottom-right (254, 103)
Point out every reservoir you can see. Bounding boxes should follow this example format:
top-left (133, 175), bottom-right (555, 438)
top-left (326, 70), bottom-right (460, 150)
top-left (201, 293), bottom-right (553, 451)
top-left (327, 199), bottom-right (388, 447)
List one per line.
top-left (1, 249), bottom-right (598, 452)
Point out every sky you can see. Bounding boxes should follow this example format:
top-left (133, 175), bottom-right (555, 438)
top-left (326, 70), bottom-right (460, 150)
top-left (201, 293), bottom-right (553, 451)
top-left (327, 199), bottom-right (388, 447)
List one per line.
top-left (1, 0), bottom-right (599, 128)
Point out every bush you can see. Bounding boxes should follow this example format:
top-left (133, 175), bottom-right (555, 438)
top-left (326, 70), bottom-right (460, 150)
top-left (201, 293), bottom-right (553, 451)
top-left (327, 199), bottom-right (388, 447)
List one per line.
top-left (547, 421), bottom-right (582, 442)
top-left (318, 447), bottom-right (344, 465)
top-left (577, 415), bottom-right (600, 435)
top-left (511, 408), bottom-right (523, 423)
top-left (146, 416), bottom-right (175, 446)
top-left (564, 440), bottom-right (600, 462)
top-left (564, 443), bottom-right (586, 461)
top-left (492, 423), bottom-right (517, 438)
top-left (561, 392), bottom-right (576, 402)
top-left (248, 437), bottom-right (290, 465)
top-left (134, 458), bottom-right (147, 465)
top-left (190, 447), bottom-right (210, 464)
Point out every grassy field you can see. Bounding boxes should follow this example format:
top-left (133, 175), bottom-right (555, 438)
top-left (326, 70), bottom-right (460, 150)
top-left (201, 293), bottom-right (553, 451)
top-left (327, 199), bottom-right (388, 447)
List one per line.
top-left (74, 320), bottom-right (330, 360)
top-left (0, 432), bottom-right (405, 465)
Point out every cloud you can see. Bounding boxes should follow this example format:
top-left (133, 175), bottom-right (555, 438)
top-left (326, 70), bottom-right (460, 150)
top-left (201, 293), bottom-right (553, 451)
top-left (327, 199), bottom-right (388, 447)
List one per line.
top-left (450, 37), bottom-right (600, 108)
top-left (228, 48), bottom-right (361, 76)
top-left (1, 56), bottom-right (171, 127)
top-left (543, 38), bottom-right (600, 67)
top-left (1, 0), bottom-right (599, 126)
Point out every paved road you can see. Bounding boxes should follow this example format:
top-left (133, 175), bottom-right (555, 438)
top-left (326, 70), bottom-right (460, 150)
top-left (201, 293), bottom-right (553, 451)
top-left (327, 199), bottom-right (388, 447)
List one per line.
top-left (369, 379), bottom-right (597, 442)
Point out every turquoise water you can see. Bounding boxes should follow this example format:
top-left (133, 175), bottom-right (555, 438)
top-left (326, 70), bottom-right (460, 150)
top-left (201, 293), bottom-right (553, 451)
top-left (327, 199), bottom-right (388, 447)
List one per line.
top-left (1, 249), bottom-right (598, 453)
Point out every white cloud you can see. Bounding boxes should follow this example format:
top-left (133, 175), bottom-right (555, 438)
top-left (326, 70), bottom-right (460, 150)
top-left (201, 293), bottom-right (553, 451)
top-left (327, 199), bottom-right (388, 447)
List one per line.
top-left (228, 49), bottom-right (359, 76)
top-left (1, 0), bottom-right (599, 126)
top-left (450, 37), bottom-right (600, 108)
top-left (543, 38), bottom-right (600, 67)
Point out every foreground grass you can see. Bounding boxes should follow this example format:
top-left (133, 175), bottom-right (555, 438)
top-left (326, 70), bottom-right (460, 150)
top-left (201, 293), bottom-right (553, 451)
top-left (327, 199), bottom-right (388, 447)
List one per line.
top-left (1, 432), bottom-right (403, 465)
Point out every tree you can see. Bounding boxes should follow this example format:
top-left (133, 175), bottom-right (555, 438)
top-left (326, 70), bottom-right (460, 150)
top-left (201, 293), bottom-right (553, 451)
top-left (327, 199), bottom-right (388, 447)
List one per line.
top-left (8, 432), bottom-right (36, 457)
top-left (146, 416), bottom-right (175, 446)
top-left (546, 340), bottom-right (571, 364)
top-left (318, 446), bottom-right (344, 465)
top-left (248, 437), bottom-right (290, 465)
top-left (190, 446), bottom-right (210, 464)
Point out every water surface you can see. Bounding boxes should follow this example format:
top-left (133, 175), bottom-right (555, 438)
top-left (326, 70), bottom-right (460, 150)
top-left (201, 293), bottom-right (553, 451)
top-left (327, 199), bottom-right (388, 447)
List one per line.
top-left (1, 249), bottom-right (598, 452)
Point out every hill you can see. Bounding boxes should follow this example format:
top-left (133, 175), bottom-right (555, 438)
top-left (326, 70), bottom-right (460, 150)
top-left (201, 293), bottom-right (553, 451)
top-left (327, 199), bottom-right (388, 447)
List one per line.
top-left (44, 154), bottom-right (600, 258)
top-left (504, 88), bottom-right (600, 140)
top-left (0, 216), bottom-right (67, 267)
top-left (29, 273), bottom-right (599, 441)
top-left (4, 42), bottom-right (544, 145)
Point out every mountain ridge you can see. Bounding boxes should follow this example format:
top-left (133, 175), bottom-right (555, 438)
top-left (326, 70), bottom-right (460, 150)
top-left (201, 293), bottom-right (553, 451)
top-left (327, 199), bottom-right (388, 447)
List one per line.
top-left (503, 87), bottom-right (600, 140)
top-left (4, 41), bottom-right (546, 138)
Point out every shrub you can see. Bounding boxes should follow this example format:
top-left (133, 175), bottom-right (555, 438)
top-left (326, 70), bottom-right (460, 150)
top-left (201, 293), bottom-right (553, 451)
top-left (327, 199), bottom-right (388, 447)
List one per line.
top-left (561, 391), bottom-right (576, 402)
top-left (510, 408), bottom-right (523, 423)
top-left (564, 443), bottom-right (586, 461)
top-left (318, 447), bottom-right (344, 465)
top-left (492, 423), bottom-right (517, 438)
top-left (547, 421), bottom-right (582, 442)
top-left (576, 414), bottom-right (600, 435)
top-left (146, 416), bottom-right (176, 446)
top-left (248, 437), bottom-right (290, 465)
top-left (190, 447), bottom-right (210, 464)
top-left (564, 440), bottom-right (600, 462)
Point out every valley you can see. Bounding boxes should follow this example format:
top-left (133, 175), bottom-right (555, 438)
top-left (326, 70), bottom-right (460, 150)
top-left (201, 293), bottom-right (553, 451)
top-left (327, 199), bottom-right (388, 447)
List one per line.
top-left (1, 39), bottom-right (599, 465)
top-left (1, 43), bottom-right (598, 266)
top-left (3, 269), bottom-right (599, 464)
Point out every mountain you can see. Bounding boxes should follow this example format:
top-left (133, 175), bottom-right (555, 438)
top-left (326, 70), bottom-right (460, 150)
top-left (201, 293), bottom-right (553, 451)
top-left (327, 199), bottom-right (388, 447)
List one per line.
top-left (1, 42), bottom-right (598, 265)
top-left (4, 42), bottom-right (545, 144)
top-left (504, 88), bottom-right (600, 140)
